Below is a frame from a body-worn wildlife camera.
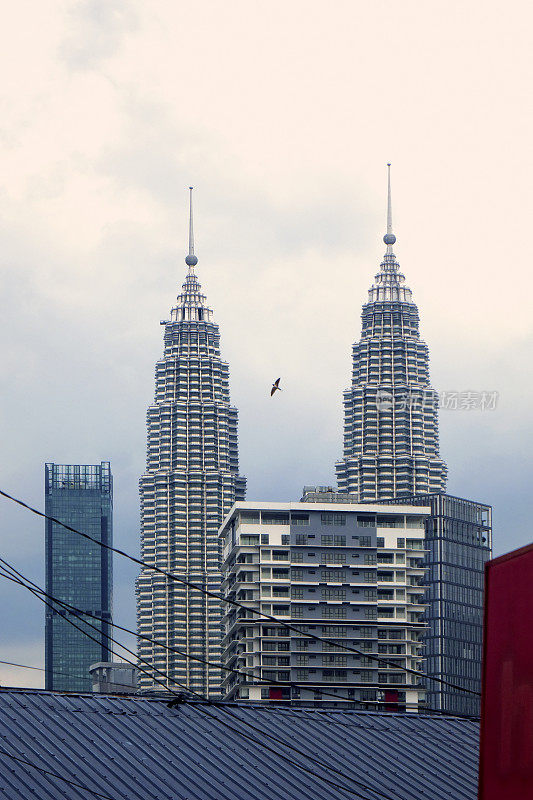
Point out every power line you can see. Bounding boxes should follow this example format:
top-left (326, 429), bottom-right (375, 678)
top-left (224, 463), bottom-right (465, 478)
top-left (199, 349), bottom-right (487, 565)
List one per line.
top-left (1, 590), bottom-right (397, 799)
top-left (213, 704), bottom-right (401, 800)
top-left (0, 659), bottom-right (149, 694)
top-left (0, 554), bottom-right (478, 720)
top-left (195, 703), bottom-right (395, 800)
top-left (0, 745), bottom-right (116, 799)
top-left (0, 556), bottom-right (382, 706)
top-left (0, 487), bottom-right (480, 696)
top-left (0, 563), bottom-right (201, 700)
top-left (0, 565), bottom-right (203, 702)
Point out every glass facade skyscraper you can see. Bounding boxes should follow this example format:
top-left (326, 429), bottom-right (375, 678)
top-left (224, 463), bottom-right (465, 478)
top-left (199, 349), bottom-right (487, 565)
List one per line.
top-left (382, 492), bottom-right (492, 716)
top-left (45, 462), bottom-right (113, 692)
top-left (336, 166), bottom-right (447, 500)
top-left (136, 190), bottom-right (246, 698)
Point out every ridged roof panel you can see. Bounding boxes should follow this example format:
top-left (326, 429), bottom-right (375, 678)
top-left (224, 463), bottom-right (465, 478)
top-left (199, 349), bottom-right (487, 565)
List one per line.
top-left (0, 690), bottom-right (479, 800)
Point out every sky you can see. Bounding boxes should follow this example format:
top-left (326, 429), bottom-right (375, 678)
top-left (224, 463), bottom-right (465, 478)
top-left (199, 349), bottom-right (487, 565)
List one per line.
top-left (1, 0), bottom-right (532, 688)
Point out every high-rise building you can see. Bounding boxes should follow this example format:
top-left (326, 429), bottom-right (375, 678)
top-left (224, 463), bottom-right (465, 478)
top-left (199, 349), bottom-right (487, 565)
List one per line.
top-left (45, 462), bottom-right (113, 692)
top-left (221, 501), bottom-right (429, 710)
top-left (329, 166), bottom-right (491, 714)
top-left (381, 492), bottom-right (492, 716)
top-left (301, 487), bottom-right (492, 715)
top-left (136, 189), bottom-right (246, 698)
top-left (336, 165), bottom-right (447, 500)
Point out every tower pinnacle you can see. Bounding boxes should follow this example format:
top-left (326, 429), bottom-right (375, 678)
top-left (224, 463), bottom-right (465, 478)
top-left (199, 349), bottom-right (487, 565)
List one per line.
top-left (185, 186), bottom-right (198, 268)
top-left (383, 163), bottom-right (396, 249)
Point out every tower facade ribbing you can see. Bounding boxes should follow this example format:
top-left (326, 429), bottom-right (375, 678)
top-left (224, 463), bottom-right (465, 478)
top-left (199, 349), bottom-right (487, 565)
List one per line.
top-left (136, 190), bottom-right (246, 697)
top-left (336, 167), bottom-right (447, 500)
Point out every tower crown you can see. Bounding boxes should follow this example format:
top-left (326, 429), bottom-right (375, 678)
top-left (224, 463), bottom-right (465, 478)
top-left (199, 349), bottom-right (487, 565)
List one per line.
top-left (170, 188), bottom-right (213, 323)
top-left (185, 186), bottom-right (198, 267)
top-left (367, 164), bottom-right (413, 305)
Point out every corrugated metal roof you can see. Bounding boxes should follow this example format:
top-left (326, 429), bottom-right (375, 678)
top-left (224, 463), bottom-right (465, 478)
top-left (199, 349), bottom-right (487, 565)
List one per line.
top-left (0, 689), bottom-right (479, 800)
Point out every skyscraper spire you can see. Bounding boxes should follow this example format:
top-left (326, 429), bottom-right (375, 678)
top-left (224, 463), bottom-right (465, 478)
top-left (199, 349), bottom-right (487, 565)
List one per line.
top-left (185, 186), bottom-right (198, 268)
top-left (383, 163), bottom-right (396, 253)
top-left (336, 166), bottom-right (447, 501)
top-left (137, 185), bottom-right (246, 698)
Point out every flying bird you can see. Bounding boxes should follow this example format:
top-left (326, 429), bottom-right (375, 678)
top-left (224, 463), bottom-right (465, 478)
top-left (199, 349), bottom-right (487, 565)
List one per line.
top-left (271, 378), bottom-right (282, 397)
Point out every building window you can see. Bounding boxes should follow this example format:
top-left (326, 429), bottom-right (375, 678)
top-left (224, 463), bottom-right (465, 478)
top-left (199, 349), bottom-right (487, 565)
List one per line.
top-left (322, 669), bottom-right (347, 681)
top-left (272, 568), bottom-right (289, 579)
top-left (240, 511), bottom-right (260, 524)
top-left (240, 535), bottom-right (259, 545)
top-left (262, 513), bottom-right (290, 526)
top-left (322, 626), bottom-right (347, 637)
top-left (272, 550), bottom-right (289, 561)
top-left (322, 607), bottom-right (347, 619)
top-left (322, 552), bottom-right (346, 564)
top-left (321, 588), bottom-right (346, 600)
top-left (291, 514), bottom-right (309, 526)
top-left (261, 534), bottom-right (269, 544)
top-left (321, 535), bottom-right (346, 546)
top-left (321, 569), bottom-right (346, 582)
top-left (323, 655), bottom-right (347, 666)
top-left (321, 513), bottom-right (346, 526)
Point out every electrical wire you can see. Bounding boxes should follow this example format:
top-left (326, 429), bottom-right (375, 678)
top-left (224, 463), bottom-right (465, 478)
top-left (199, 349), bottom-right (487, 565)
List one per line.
top-left (0, 555), bottom-right (479, 720)
top-left (0, 487), bottom-right (480, 696)
top-left (0, 745), bottom-right (116, 799)
top-left (212, 703), bottom-right (402, 800)
top-left (0, 556), bottom-right (389, 707)
top-left (0, 659), bottom-right (150, 694)
top-left (0, 563), bottom-right (202, 701)
top-left (194, 702), bottom-right (395, 800)
top-left (0, 583), bottom-right (402, 800)
top-left (0, 565), bottom-right (204, 702)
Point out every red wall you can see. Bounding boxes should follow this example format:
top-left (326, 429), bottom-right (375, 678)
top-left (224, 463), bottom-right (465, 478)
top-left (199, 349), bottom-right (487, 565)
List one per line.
top-left (479, 543), bottom-right (533, 799)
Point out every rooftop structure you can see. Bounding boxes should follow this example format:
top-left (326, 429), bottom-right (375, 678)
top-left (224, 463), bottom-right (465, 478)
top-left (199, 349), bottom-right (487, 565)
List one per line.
top-left (0, 689), bottom-right (480, 800)
top-left (89, 662), bottom-right (138, 694)
top-left (336, 165), bottom-right (447, 500)
top-left (136, 189), bottom-right (246, 698)
top-left (220, 501), bottom-right (430, 710)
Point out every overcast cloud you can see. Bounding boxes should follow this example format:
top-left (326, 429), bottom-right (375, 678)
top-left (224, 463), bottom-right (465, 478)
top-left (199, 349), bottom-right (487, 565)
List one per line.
top-left (1, 0), bottom-right (532, 687)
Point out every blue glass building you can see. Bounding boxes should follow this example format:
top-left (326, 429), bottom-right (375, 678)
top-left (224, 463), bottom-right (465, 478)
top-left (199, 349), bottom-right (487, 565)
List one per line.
top-left (381, 492), bottom-right (492, 715)
top-left (45, 462), bottom-right (113, 692)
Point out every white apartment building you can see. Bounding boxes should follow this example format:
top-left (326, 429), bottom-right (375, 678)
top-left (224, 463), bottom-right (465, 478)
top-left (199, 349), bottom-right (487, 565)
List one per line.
top-left (221, 501), bottom-right (430, 710)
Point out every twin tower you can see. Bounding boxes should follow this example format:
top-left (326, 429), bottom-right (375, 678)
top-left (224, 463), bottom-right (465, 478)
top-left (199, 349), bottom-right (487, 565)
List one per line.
top-left (136, 173), bottom-right (447, 696)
